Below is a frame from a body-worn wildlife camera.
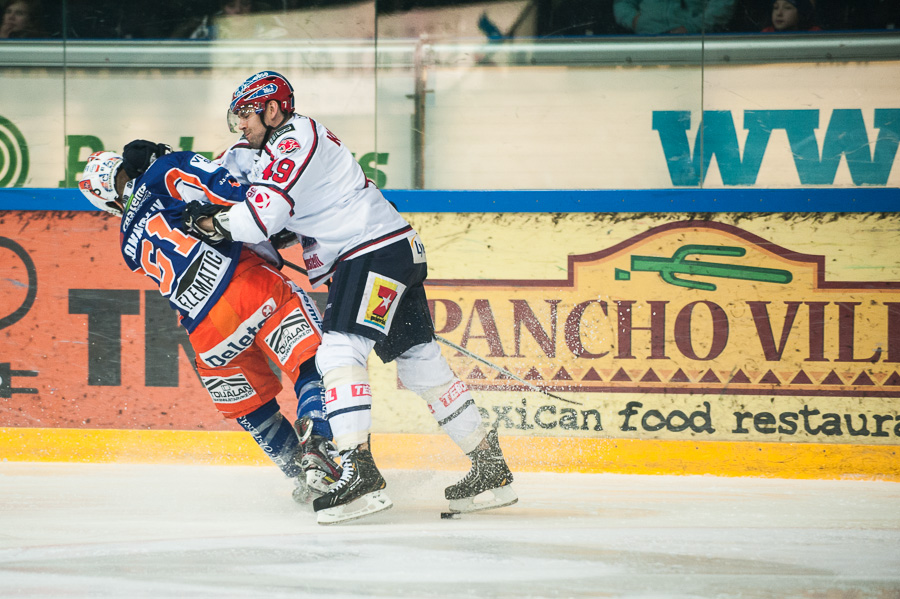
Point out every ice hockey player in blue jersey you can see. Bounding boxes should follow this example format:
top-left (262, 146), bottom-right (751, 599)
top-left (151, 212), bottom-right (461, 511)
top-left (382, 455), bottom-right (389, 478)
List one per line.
top-left (79, 145), bottom-right (340, 504)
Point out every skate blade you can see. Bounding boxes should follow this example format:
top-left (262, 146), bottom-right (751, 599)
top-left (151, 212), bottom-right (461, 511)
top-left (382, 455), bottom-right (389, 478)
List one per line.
top-left (317, 490), bottom-right (393, 525)
top-left (448, 484), bottom-right (518, 514)
top-left (292, 483), bottom-right (312, 505)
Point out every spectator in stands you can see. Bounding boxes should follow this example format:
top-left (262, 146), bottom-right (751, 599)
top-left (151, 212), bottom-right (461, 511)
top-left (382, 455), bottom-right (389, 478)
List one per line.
top-left (762, 0), bottom-right (821, 32)
top-left (171, 0), bottom-right (258, 39)
top-left (0, 0), bottom-right (46, 38)
top-left (613, 0), bottom-right (737, 34)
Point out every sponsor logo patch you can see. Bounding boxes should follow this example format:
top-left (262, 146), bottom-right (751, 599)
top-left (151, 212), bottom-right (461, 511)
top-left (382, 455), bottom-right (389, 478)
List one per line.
top-left (202, 373), bottom-right (255, 404)
top-left (356, 272), bottom-right (406, 333)
top-left (298, 289), bottom-right (323, 330)
top-left (246, 83), bottom-right (277, 102)
top-left (304, 253), bottom-right (324, 270)
top-left (410, 234), bottom-right (426, 264)
top-left (264, 307), bottom-right (315, 364)
top-left (199, 299), bottom-right (277, 367)
top-left (271, 123), bottom-right (295, 140)
top-left (251, 188), bottom-right (271, 210)
top-left (278, 137), bottom-right (301, 154)
top-left (188, 154), bottom-right (219, 174)
top-left (172, 249), bottom-right (227, 316)
top-left (438, 380), bottom-right (467, 408)
top-left (236, 71), bottom-right (272, 94)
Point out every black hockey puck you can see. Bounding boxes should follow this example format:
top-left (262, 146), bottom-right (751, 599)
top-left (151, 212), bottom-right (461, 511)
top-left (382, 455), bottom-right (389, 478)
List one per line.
top-left (440, 512), bottom-right (461, 519)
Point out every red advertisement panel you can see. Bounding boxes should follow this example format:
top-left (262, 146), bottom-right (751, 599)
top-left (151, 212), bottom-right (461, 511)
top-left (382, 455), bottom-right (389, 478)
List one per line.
top-left (0, 211), bottom-right (311, 431)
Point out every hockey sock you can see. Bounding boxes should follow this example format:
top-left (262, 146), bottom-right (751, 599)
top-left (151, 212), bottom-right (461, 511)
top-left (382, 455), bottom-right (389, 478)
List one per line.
top-left (322, 365), bottom-right (372, 452)
top-left (294, 359), bottom-right (332, 439)
top-left (236, 398), bottom-right (302, 478)
top-left (421, 378), bottom-right (486, 454)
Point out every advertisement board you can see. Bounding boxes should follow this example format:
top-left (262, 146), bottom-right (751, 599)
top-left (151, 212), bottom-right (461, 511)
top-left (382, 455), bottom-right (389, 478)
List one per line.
top-left (0, 41), bottom-right (897, 476)
top-left (2, 208), bottom-right (898, 476)
top-left (1, 58), bottom-right (899, 191)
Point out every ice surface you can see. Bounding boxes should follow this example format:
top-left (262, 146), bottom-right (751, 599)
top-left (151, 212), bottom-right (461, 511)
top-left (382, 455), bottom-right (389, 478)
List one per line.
top-left (1, 462), bottom-right (898, 598)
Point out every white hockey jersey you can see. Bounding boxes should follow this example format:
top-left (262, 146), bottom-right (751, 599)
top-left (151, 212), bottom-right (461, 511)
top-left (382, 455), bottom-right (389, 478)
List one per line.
top-left (217, 115), bottom-right (412, 287)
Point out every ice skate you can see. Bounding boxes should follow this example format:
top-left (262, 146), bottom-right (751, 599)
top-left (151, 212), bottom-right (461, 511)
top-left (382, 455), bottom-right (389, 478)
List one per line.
top-left (313, 445), bottom-right (393, 525)
top-left (291, 417), bottom-right (342, 503)
top-left (445, 428), bottom-right (518, 514)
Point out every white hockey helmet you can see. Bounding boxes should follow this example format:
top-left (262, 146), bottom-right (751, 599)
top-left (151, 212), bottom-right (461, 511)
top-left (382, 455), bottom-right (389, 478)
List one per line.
top-left (78, 151), bottom-right (125, 216)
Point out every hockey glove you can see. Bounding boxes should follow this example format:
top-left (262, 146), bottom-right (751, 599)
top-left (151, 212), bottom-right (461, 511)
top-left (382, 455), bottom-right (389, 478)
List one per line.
top-left (182, 201), bottom-right (232, 243)
top-left (122, 140), bottom-right (173, 178)
top-left (271, 228), bottom-right (300, 250)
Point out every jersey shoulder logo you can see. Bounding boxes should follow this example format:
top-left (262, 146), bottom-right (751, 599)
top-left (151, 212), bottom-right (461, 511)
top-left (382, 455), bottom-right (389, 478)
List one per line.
top-left (270, 123), bottom-right (295, 142)
top-left (251, 189), bottom-right (272, 210)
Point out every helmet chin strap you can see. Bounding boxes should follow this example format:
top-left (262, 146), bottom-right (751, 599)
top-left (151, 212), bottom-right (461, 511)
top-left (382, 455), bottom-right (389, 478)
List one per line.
top-left (259, 105), bottom-right (291, 151)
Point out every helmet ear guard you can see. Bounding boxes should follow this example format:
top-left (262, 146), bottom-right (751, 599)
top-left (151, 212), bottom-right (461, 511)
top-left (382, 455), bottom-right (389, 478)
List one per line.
top-left (77, 151), bottom-right (126, 216)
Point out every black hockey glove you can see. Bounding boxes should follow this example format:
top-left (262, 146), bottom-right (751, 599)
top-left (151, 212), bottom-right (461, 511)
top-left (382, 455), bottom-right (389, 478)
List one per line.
top-left (182, 201), bottom-right (232, 244)
top-left (122, 140), bottom-right (173, 178)
top-left (270, 229), bottom-right (300, 250)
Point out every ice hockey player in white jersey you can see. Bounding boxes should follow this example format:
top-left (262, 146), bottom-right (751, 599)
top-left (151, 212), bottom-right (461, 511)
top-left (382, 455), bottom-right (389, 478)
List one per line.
top-left (183, 70), bottom-right (517, 525)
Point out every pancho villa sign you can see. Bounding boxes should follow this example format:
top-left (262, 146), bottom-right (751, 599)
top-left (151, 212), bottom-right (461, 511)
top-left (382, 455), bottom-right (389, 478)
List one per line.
top-left (428, 221), bottom-right (900, 400)
top-left (2, 212), bottom-right (898, 447)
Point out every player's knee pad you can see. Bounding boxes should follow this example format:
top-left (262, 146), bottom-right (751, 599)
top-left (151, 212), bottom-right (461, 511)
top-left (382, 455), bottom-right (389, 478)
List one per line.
top-left (395, 340), bottom-right (455, 395)
top-left (315, 331), bottom-right (373, 375)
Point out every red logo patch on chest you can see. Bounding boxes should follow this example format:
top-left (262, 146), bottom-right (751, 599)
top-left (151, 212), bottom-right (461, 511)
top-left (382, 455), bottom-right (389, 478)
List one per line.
top-left (277, 138), bottom-right (301, 154)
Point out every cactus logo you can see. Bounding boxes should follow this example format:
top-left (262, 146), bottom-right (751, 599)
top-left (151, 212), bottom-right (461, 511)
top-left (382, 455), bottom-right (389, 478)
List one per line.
top-left (0, 115), bottom-right (29, 187)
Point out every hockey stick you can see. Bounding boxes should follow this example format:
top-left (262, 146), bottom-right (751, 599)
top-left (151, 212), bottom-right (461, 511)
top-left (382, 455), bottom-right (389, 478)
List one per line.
top-left (280, 259), bottom-right (581, 405)
top-left (283, 258), bottom-right (307, 273)
top-left (433, 334), bottom-right (582, 405)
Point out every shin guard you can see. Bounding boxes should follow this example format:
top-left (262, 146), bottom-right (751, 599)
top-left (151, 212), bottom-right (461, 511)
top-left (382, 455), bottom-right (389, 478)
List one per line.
top-left (236, 399), bottom-right (302, 478)
top-left (322, 365), bottom-right (372, 451)
top-left (421, 378), bottom-right (486, 454)
top-left (294, 359), bottom-right (332, 440)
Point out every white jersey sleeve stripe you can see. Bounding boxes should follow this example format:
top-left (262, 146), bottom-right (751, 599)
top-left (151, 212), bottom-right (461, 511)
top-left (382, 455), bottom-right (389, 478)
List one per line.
top-left (245, 198), bottom-right (269, 237)
top-left (227, 200), bottom-right (269, 244)
top-left (291, 119), bottom-right (318, 191)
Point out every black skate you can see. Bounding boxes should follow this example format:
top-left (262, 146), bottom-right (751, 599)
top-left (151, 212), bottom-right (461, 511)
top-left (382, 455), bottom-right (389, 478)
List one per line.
top-left (291, 417), bottom-right (342, 504)
top-left (312, 445), bottom-right (392, 525)
top-left (445, 428), bottom-right (518, 514)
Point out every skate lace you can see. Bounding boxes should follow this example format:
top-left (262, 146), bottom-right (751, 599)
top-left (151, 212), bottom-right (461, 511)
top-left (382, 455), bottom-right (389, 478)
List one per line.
top-left (330, 453), bottom-right (357, 492)
top-left (456, 464), bottom-right (481, 488)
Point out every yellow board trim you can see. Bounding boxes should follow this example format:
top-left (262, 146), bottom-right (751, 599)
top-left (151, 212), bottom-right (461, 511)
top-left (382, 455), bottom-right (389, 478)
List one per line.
top-left (1, 428), bottom-right (897, 481)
